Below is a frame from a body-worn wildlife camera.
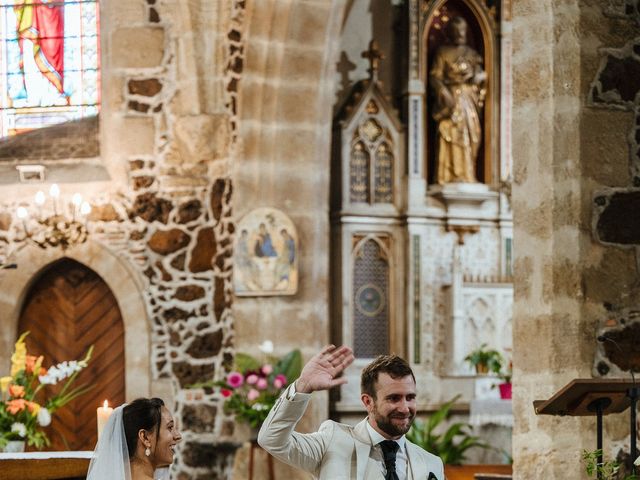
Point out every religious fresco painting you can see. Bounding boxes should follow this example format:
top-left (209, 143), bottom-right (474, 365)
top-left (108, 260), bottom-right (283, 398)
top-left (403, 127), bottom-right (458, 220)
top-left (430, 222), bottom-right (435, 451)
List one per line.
top-left (234, 207), bottom-right (298, 296)
top-left (0, 0), bottom-right (100, 138)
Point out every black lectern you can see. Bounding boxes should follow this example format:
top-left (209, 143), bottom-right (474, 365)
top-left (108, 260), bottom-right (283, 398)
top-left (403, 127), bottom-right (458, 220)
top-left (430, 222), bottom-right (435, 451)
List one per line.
top-left (534, 378), bottom-right (638, 480)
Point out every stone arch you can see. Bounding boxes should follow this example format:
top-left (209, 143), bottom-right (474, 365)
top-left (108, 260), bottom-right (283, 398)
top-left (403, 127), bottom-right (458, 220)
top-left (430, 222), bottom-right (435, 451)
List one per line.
top-left (0, 240), bottom-right (151, 400)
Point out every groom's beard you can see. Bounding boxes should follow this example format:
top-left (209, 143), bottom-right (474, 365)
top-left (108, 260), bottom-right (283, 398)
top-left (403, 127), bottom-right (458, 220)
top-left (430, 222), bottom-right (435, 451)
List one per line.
top-left (373, 405), bottom-right (416, 437)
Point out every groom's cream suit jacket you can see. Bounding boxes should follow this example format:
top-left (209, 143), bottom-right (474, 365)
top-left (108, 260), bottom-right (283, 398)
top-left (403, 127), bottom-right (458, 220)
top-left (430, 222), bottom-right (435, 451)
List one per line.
top-left (258, 387), bottom-right (444, 480)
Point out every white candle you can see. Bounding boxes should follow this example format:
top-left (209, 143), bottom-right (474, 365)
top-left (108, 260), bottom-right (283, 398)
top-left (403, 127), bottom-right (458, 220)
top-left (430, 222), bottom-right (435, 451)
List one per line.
top-left (97, 400), bottom-right (113, 440)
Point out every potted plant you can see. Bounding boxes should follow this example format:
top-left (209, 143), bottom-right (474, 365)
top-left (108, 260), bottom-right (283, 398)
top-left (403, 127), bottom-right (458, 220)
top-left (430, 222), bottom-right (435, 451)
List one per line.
top-left (495, 360), bottom-right (512, 400)
top-left (464, 344), bottom-right (503, 375)
top-left (406, 395), bottom-right (491, 465)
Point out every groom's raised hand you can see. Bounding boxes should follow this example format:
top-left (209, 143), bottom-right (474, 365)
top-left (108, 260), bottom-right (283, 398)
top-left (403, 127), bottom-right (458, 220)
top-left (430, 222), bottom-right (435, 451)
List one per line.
top-left (295, 345), bottom-right (354, 394)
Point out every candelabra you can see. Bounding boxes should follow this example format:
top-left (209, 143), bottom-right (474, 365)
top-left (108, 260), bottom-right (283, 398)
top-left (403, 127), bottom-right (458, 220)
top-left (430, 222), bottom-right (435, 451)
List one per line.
top-left (15, 184), bottom-right (92, 250)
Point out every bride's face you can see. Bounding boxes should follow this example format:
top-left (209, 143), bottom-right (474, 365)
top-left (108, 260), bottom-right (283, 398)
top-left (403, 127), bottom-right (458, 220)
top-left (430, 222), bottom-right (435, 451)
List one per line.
top-left (150, 406), bottom-right (182, 467)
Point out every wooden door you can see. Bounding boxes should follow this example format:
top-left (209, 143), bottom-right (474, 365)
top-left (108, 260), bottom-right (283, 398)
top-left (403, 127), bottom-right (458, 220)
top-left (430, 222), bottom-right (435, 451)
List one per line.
top-left (18, 258), bottom-right (125, 451)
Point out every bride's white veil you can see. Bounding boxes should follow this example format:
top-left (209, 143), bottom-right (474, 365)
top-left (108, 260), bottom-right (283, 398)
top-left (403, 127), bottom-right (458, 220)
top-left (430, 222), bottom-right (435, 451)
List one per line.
top-left (86, 405), bottom-right (131, 480)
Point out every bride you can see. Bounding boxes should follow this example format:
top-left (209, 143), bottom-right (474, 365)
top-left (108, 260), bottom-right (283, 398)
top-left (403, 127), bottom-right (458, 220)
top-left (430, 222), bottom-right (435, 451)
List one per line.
top-left (86, 398), bottom-right (182, 480)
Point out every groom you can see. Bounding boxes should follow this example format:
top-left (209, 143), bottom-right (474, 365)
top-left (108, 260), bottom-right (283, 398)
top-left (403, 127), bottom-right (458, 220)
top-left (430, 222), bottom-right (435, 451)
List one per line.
top-left (258, 345), bottom-right (444, 479)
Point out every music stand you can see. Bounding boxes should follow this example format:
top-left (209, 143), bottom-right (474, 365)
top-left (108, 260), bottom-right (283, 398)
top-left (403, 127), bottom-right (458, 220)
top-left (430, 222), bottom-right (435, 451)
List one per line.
top-left (534, 378), bottom-right (637, 480)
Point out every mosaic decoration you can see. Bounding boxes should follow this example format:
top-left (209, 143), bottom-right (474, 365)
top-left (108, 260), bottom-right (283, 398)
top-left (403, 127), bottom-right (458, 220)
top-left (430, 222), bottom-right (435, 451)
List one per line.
top-left (505, 237), bottom-right (513, 278)
top-left (412, 234), bottom-right (421, 364)
top-left (233, 207), bottom-right (298, 296)
top-left (355, 283), bottom-right (385, 317)
top-left (353, 238), bottom-right (390, 358)
top-left (0, 0), bottom-right (100, 138)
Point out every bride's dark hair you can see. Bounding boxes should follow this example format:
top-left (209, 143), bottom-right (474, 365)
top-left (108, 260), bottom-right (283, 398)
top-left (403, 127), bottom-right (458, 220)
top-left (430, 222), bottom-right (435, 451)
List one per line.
top-left (122, 397), bottom-right (165, 457)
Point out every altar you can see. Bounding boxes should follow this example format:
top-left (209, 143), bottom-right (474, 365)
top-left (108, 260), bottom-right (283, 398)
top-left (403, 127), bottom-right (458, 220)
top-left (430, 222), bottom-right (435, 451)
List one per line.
top-left (0, 451), bottom-right (91, 480)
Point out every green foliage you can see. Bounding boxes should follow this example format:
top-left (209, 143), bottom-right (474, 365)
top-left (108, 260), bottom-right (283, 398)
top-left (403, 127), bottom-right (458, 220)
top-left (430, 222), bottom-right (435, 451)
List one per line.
top-left (234, 353), bottom-right (261, 373)
top-left (189, 349), bottom-right (303, 429)
top-left (273, 349), bottom-right (302, 384)
top-left (464, 344), bottom-right (503, 375)
top-left (582, 449), bottom-right (640, 480)
top-left (406, 395), bottom-right (491, 465)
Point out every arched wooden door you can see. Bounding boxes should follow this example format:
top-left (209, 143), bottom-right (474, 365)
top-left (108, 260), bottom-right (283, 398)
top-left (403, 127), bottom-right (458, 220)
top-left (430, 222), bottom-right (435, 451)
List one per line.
top-left (18, 258), bottom-right (125, 451)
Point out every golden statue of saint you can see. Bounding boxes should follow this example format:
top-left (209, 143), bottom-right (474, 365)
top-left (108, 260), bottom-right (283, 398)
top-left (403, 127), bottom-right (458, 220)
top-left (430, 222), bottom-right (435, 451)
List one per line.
top-left (430, 16), bottom-right (486, 184)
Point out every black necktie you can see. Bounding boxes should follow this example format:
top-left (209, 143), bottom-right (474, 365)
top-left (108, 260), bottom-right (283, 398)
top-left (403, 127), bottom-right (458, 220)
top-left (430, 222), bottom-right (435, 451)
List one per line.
top-left (379, 440), bottom-right (400, 480)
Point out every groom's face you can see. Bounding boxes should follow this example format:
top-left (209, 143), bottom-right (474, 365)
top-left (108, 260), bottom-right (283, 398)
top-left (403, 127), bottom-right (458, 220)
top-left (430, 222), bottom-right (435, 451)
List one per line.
top-left (363, 373), bottom-right (417, 439)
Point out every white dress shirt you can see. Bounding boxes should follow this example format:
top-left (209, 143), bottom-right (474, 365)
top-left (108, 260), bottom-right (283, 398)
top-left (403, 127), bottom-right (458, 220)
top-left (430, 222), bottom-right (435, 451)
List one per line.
top-left (365, 421), bottom-right (408, 480)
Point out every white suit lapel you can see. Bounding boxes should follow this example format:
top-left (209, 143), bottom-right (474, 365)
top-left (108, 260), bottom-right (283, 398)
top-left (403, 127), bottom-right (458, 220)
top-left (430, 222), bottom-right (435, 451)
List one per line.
top-left (352, 419), bottom-right (373, 480)
top-left (406, 441), bottom-right (426, 479)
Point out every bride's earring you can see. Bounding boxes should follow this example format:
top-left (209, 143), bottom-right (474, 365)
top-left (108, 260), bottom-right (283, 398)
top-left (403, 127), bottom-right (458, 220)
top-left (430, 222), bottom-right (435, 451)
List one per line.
top-left (145, 446), bottom-right (151, 457)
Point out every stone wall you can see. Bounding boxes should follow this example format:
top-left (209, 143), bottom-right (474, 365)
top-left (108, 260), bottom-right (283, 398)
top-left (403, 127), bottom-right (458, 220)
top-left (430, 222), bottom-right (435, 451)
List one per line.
top-left (0, 0), bottom-right (245, 477)
top-left (231, 0), bottom-right (346, 478)
top-left (512, 1), bottom-right (640, 478)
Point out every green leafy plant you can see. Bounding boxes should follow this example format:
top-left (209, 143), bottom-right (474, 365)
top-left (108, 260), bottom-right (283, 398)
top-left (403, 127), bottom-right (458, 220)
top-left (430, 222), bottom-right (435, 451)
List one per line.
top-left (498, 367), bottom-right (512, 384)
top-left (464, 344), bottom-right (503, 375)
top-left (582, 449), bottom-right (640, 480)
top-left (406, 395), bottom-right (491, 465)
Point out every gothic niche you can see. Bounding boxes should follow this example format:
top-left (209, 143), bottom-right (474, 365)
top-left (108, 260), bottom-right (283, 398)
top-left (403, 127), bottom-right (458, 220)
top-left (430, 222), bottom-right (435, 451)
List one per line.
top-left (423, 0), bottom-right (498, 185)
top-left (331, 41), bottom-right (404, 363)
top-left (334, 40), bottom-right (403, 214)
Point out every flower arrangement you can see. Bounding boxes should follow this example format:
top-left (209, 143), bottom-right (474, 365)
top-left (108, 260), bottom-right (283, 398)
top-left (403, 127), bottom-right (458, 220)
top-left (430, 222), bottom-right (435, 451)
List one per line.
top-left (207, 343), bottom-right (302, 429)
top-left (0, 332), bottom-right (93, 449)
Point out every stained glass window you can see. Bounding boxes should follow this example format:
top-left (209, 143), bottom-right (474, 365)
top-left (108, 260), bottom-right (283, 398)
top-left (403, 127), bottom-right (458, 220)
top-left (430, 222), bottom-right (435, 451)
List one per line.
top-left (350, 141), bottom-right (370, 203)
top-left (0, 0), bottom-right (100, 138)
top-left (353, 238), bottom-right (390, 358)
top-left (374, 142), bottom-right (393, 203)
top-left (350, 117), bottom-right (395, 205)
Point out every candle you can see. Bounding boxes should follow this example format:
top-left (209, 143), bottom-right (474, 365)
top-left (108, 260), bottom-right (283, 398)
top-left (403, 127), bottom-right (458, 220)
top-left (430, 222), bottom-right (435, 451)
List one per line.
top-left (97, 400), bottom-right (113, 439)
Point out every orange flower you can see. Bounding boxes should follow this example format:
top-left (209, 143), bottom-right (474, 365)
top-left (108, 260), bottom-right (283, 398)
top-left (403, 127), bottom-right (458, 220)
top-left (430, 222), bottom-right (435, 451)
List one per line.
top-left (25, 401), bottom-right (41, 415)
top-left (6, 399), bottom-right (26, 415)
top-left (8, 384), bottom-right (25, 398)
top-left (25, 355), bottom-right (42, 374)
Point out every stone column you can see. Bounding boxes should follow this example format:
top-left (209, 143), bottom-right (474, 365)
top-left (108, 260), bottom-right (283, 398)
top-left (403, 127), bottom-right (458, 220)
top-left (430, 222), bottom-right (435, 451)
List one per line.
top-left (512, 1), bottom-right (589, 478)
top-left (512, 1), bottom-right (640, 478)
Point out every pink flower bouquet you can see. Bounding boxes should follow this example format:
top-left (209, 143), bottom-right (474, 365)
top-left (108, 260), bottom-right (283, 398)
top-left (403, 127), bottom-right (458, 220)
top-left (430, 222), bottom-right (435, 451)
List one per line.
top-left (217, 349), bottom-right (301, 428)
